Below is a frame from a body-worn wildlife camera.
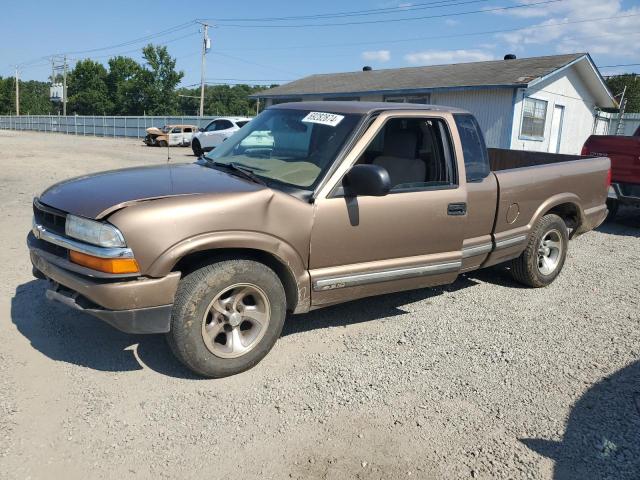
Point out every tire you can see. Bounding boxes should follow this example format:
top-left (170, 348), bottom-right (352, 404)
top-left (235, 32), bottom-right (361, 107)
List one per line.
top-left (158, 140), bottom-right (168, 148)
top-left (167, 259), bottom-right (286, 378)
top-left (509, 214), bottom-right (568, 288)
top-left (606, 199), bottom-right (619, 221)
top-left (192, 139), bottom-right (203, 157)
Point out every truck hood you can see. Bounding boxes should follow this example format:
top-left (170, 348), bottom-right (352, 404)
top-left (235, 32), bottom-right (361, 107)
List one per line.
top-left (38, 163), bottom-right (265, 219)
top-left (146, 127), bottom-right (164, 135)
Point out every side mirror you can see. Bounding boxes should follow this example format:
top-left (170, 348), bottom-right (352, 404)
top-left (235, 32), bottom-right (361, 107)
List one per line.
top-left (199, 128), bottom-right (204, 132)
top-left (343, 164), bottom-right (390, 197)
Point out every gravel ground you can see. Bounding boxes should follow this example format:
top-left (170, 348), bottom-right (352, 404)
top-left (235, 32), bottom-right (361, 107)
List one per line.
top-left (0, 130), bottom-right (639, 480)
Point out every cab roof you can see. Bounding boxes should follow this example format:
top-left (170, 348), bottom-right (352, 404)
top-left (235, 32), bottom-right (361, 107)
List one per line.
top-left (268, 101), bottom-right (469, 115)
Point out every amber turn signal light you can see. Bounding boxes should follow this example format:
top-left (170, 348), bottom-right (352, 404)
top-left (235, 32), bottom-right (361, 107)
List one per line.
top-left (69, 251), bottom-right (140, 274)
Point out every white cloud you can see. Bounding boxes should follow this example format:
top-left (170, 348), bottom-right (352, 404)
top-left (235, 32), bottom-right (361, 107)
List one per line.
top-left (490, 0), bottom-right (640, 57)
top-left (398, 2), bottom-right (414, 9)
top-left (404, 49), bottom-right (494, 65)
top-left (444, 19), bottom-right (460, 26)
top-left (362, 50), bottom-right (391, 62)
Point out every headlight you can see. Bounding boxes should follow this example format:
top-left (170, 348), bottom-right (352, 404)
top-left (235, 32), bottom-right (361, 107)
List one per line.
top-left (65, 215), bottom-right (126, 248)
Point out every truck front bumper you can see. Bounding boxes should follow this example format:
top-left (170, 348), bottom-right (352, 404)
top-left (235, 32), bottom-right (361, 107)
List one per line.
top-left (29, 239), bottom-right (180, 334)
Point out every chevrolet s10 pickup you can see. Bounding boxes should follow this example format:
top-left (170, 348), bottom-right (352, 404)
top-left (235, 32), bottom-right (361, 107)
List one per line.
top-left (28, 102), bottom-right (610, 377)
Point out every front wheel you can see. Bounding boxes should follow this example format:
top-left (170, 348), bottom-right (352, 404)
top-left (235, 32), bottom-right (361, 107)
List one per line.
top-left (191, 139), bottom-right (203, 157)
top-left (167, 259), bottom-right (286, 378)
top-left (509, 213), bottom-right (568, 288)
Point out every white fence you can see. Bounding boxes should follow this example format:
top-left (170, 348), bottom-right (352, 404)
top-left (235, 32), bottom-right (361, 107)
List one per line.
top-left (593, 112), bottom-right (640, 136)
top-left (0, 115), bottom-right (221, 139)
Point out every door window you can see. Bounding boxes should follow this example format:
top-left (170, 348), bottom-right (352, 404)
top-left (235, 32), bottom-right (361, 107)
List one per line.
top-left (183, 127), bottom-right (193, 133)
top-left (355, 117), bottom-right (456, 191)
top-left (215, 120), bottom-right (234, 130)
top-left (170, 127), bottom-right (182, 133)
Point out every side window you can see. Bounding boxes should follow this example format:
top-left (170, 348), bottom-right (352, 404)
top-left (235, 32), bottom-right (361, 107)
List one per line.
top-left (170, 127), bottom-right (181, 133)
top-left (205, 121), bottom-right (218, 132)
top-left (453, 114), bottom-right (490, 183)
top-left (356, 117), bottom-right (456, 192)
top-left (216, 120), bottom-right (234, 130)
top-left (183, 127), bottom-right (192, 133)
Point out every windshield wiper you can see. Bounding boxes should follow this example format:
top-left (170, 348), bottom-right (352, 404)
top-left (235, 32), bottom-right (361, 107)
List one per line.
top-left (206, 160), bottom-right (266, 186)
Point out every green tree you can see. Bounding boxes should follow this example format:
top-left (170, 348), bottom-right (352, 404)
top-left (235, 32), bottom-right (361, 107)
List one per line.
top-left (68, 59), bottom-right (112, 114)
top-left (606, 74), bottom-right (640, 113)
top-left (19, 80), bottom-right (54, 114)
top-left (107, 56), bottom-right (143, 115)
top-left (0, 77), bottom-right (54, 115)
top-left (137, 44), bottom-right (183, 115)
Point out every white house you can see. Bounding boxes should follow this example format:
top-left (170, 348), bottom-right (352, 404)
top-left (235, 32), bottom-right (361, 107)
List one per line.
top-left (251, 53), bottom-right (617, 154)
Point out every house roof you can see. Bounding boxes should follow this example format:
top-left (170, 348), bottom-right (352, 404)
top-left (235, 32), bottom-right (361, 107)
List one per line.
top-left (251, 53), bottom-right (616, 107)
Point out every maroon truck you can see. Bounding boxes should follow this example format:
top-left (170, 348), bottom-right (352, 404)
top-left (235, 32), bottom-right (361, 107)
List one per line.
top-left (583, 126), bottom-right (640, 219)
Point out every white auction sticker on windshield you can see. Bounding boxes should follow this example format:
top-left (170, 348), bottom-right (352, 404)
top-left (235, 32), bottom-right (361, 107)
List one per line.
top-left (301, 111), bottom-right (345, 127)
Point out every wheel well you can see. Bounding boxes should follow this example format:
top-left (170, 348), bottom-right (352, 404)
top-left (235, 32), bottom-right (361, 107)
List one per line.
top-left (547, 202), bottom-right (581, 234)
top-left (172, 248), bottom-right (299, 311)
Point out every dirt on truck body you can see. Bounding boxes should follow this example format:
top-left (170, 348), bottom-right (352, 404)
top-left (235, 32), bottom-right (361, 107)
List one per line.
top-left (28, 101), bottom-right (610, 378)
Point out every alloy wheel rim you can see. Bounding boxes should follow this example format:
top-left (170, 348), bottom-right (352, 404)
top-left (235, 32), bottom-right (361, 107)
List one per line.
top-left (201, 283), bottom-right (271, 359)
top-left (537, 229), bottom-right (562, 275)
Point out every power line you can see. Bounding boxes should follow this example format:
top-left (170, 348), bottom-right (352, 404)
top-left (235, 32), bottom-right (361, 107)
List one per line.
top-left (203, 0), bottom-right (493, 22)
top-left (210, 51), bottom-right (300, 77)
top-left (63, 21), bottom-right (197, 55)
top-left (598, 63), bottom-right (640, 68)
top-left (207, 0), bottom-right (565, 28)
top-left (221, 13), bottom-right (640, 52)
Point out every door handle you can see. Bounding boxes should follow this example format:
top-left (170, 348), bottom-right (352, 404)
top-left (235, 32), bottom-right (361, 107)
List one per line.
top-left (447, 202), bottom-right (467, 216)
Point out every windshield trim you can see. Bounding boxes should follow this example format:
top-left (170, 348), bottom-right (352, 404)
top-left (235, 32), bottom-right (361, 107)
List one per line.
top-left (310, 110), bottom-right (373, 201)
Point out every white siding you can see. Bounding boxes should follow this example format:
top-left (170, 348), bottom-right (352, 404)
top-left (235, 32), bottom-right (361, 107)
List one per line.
top-left (430, 89), bottom-right (514, 148)
top-left (510, 66), bottom-right (597, 154)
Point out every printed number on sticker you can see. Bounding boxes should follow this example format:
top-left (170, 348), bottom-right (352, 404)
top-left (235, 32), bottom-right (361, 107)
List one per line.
top-left (301, 112), bottom-right (345, 127)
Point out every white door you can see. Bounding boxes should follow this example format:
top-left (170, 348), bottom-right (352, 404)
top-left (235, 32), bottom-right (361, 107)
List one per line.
top-left (548, 105), bottom-right (564, 153)
top-left (169, 127), bottom-right (183, 146)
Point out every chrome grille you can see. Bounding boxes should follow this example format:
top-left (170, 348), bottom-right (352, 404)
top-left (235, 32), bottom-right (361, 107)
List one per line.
top-left (33, 199), bottom-right (66, 236)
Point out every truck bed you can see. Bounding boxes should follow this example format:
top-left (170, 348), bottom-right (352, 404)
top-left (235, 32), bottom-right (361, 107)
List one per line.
top-left (484, 148), bottom-right (610, 260)
top-left (488, 148), bottom-right (585, 171)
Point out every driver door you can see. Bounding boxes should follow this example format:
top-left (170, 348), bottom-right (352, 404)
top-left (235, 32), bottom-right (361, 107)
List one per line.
top-left (309, 112), bottom-right (467, 307)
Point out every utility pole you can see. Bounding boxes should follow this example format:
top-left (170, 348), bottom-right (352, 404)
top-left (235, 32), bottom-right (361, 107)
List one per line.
top-left (198, 22), bottom-right (210, 117)
top-left (63, 55), bottom-right (68, 116)
top-left (14, 66), bottom-right (19, 116)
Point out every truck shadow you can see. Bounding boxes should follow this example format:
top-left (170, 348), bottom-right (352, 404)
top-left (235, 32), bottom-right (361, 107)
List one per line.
top-left (11, 269), bottom-right (524, 378)
top-left (597, 207), bottom-right (640, 237)
top-left (521, 360), bottom-right (640, 479)
top-left (11, 280), bottom-right (202, 380)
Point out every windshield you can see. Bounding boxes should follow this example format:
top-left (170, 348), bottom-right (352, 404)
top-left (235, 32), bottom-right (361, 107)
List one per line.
top-left (161, 125), bottom-right (171, 133)
top-left (204, 108), bottom-right (361, 189)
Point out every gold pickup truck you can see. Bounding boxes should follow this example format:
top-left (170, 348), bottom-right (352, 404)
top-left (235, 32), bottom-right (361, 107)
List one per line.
top-left (28, 102), bottom-right (610, 378)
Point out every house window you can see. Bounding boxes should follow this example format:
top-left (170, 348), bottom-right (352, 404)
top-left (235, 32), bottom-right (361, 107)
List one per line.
top-left (520, 98), bottom-right (547, 139)
top-left (383, 94), bottom-right (431, 104)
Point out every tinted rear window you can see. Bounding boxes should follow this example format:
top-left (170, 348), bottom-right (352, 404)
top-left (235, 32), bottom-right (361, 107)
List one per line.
top-left (453, 114), bottom-right (490, 182)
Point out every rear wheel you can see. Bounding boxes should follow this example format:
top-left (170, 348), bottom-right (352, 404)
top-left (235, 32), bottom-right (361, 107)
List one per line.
top-left (192, 139), bottom-right (203, 157)
top-left (509, 214), bottom-right (568, 288)
top-left (167, 259), bottom-right (286, 378)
